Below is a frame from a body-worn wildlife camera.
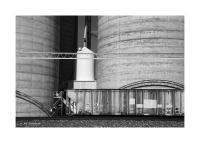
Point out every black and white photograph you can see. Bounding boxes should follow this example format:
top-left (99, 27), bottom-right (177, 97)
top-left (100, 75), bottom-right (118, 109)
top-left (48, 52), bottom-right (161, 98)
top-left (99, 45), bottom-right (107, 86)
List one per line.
top-left (16, 15), bottom-right (184, 127)
top-left (2, 0), bottom-right (200, 143)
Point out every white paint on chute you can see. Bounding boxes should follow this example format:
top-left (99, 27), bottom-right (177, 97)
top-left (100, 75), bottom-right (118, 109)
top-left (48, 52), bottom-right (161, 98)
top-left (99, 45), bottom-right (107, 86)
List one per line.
top-left (76, 46), bottom-right (95, 81)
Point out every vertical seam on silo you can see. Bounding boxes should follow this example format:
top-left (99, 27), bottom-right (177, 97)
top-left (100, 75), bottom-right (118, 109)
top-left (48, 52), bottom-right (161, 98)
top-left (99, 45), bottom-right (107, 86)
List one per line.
top-left (117, 16), bottom-right (120, 88)
top-left (166, 16), bottom-right (169, 52)
top-left (31, 17), bottom-right (34, 96)
top-left (139, 16), bottom-right (142, 51)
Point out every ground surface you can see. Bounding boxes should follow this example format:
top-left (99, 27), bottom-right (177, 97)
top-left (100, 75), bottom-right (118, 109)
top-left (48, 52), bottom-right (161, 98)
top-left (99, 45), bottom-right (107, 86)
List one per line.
top-left (16, 116), bottom-right (184, 127)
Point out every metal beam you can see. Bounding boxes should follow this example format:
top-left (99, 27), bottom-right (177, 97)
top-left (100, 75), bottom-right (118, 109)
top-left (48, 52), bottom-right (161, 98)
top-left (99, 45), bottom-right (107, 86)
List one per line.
top-left (16, 51), bottom-right (184, 60)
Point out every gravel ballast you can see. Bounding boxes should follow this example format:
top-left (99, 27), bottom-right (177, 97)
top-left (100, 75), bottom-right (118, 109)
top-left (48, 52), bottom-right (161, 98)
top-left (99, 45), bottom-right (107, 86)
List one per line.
top-left (16, 116), bottom-right (184, 127)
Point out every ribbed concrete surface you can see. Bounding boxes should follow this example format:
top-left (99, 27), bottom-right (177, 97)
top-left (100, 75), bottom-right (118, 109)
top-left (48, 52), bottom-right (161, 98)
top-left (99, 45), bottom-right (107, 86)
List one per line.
top-left (16, 16), bottom-right (59, 117)
top-left (97, 16), bottom-right (184, 89)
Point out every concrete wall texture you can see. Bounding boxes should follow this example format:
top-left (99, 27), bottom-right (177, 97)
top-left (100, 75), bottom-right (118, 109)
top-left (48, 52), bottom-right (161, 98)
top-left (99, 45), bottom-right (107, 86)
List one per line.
top-left (16, 16), bottom-right (60, 117)
top-left (97, 16), bottom-right (184, 89)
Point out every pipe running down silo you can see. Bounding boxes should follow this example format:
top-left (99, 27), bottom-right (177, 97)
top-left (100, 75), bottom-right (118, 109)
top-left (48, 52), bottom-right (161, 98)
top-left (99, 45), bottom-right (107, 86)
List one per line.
top-left (72, 24), bottom-right (96, 89)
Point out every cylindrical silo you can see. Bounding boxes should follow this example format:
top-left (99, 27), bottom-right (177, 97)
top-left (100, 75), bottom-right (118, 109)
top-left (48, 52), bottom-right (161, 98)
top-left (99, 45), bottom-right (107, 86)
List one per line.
top-left (16, 16), bottom-right (60, 117)
top-left (97, 16), bottom-right (184, 89)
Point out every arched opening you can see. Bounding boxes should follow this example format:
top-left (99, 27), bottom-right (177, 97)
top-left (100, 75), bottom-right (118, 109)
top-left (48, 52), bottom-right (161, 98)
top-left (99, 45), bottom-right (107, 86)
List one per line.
top-left (119, 80), bottom-right (184, 116)
top-left (16, 90), bottom-right (51, 117)
top-left (120, 80), bottom-right (184, 90)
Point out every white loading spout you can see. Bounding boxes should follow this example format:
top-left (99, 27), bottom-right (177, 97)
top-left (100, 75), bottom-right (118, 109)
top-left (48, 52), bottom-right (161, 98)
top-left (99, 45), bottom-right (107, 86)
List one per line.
top-left (83, 25), bottom-right (87, 47)
top-left (76, 46), bottom-right (95, 81)
top-left (76, 23), bottom-right (95, 81)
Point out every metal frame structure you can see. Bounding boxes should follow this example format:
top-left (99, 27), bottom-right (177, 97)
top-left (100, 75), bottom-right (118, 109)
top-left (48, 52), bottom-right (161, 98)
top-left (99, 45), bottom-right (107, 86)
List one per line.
top-left (64, 89), bottom-right (184, 116)
top-left (16, 51), bottom-right (184, 60)
top-left (16, 90), bottom-right (52, 117)
top-left (16, 88), bottom-right (184, 117)
top-left (16, 90), bottom-right (70, 117)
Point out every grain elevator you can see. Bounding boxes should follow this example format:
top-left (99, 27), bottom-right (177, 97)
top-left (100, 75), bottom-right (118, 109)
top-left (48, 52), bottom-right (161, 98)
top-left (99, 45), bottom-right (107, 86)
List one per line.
top-left (16, 16), bottom-right (184, 117)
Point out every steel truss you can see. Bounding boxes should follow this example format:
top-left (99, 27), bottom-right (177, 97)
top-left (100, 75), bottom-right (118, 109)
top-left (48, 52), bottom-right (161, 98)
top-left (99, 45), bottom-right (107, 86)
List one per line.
top-left (16, 51), bottom-right (184, 60)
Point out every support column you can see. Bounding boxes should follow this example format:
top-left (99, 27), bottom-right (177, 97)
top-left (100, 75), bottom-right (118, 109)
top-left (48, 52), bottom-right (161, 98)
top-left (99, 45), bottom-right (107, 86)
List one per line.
top-left (135, 90), bottom-right (137, 115)
top-left (119, 90), bottom-right (122, 114)
top-left (180, 90), bottom-right (182, 114)
top-left (172, 90), bottom-right (175, 115)
top-left (127, 90), bottom-right (130, 115)
top-left (76, 90), bottom-right (78, 114)
top-left (83, 91), bottom-right (86, 113)
top-left (91, 90), bottom-right (93, 115)
top-left (61, 94), bottom-right (63, 116)
top-left (164, 91), bottom-right (166, 115)
top-left (142, 90), bottom-right (144, 115)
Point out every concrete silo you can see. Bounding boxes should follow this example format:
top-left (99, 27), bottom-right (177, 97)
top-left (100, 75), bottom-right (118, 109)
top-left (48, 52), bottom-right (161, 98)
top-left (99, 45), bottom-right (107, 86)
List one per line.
top-left (16, 16), bottom-right (60, 117)
top-left (97, 16), bottom-right (184, 89)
